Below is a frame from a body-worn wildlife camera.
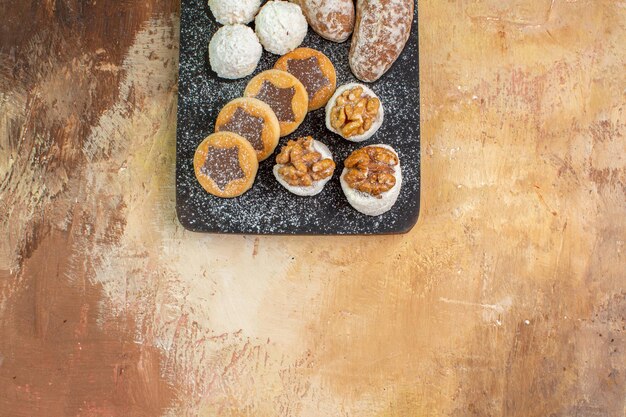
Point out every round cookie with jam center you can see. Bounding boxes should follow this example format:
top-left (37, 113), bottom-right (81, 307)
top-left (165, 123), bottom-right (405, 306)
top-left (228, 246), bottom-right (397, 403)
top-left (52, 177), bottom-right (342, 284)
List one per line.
top-left (194, 132), bottom-right (259, 198)
top-left (244, 69), bottom-right (309, 137)
top-left (274, 48), bottom-right (337, 111)
top-left (215, 98), bottom-right (280, 162)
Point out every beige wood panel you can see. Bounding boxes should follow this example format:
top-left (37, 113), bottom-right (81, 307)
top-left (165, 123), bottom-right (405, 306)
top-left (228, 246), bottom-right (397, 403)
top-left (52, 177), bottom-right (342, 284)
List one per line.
top-left (0, 1), bottom-right (624, 416)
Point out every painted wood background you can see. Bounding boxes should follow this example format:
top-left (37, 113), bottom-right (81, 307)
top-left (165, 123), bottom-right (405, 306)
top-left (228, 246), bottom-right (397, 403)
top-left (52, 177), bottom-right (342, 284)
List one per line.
top-left (1, 1), bottom-right (624, 416)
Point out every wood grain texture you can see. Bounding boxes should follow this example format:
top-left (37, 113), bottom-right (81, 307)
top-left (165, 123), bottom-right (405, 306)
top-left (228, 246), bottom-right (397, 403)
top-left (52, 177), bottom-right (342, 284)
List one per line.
top-left (1, 1), bottom-right (625, 416)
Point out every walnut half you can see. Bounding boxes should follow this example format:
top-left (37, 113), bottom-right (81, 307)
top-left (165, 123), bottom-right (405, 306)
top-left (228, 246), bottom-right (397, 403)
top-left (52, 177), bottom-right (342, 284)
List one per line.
top-left (344, 146), bottom-right (398, 197)
top-left (276, 137), bottom-right (336, 187)
top-left (330, 86), bottom-right (380, 138)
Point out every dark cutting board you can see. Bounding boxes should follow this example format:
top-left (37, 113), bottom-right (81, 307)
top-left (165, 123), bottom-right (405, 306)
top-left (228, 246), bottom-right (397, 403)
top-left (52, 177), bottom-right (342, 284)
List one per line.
top-left (176, 0), bottom-right (420, 235)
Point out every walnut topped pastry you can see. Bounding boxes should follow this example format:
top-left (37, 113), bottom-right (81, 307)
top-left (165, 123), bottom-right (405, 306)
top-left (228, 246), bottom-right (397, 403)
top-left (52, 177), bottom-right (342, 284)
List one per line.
top-left (194, 132), bottom-right (259, 198)
top-left (274, 48), bottom-right (337, 111)
top-left (325, 83), bottom-right (384, 142)
top-left (273, 136), bottom-right (336, 196)
top-left (340, 144), bottom-right (402, 216)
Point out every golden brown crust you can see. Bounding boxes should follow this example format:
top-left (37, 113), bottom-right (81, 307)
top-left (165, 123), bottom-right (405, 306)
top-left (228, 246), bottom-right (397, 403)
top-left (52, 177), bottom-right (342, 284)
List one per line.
top-left (349, 0), bottom-right (414, 82)
top-left (274, 48), bottom-right (337, 111)
top-left (243, 70), bottom-right (309, 137)
top-left (193, 132), bottom-right (259, 198)
top-left (214, 98), bottom-right (280, 162)
top-left (290, 0), bottom-right (354, 43)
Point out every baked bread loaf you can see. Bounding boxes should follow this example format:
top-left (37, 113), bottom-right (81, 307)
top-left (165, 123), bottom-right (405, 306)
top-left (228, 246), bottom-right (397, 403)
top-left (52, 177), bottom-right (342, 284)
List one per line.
top-left (349, 0), bottom-right (414, 82)
top-left (290, 0), bottom-right (355, 43)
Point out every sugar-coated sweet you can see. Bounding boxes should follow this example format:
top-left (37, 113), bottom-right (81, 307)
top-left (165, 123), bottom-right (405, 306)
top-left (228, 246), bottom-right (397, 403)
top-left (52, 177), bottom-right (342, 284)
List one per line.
top-left (255, 1), bottom-right (308, 55)
top-left (209, 24), bottom-right (262, 79)
top-left (208, 0), bottom-right (261, 25)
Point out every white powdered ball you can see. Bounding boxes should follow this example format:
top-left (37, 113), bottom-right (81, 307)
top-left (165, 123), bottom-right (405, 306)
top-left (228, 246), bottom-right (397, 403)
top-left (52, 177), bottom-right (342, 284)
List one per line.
top-left (255, 1), bottom-right (308, 55)
top-left (208, 0), bottom-right (261, 25)
top-left (209, 24), bottom-right (262, 79)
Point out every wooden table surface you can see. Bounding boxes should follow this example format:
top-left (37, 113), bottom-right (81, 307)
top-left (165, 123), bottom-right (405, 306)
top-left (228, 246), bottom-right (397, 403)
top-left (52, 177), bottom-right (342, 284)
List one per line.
top-left (1, 1), bottom-right (625, 416)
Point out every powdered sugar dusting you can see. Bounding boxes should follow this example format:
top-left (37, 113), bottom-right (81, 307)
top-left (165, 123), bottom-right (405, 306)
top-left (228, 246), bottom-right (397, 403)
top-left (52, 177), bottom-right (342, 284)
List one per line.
top-left (177, 0), bottom-right (420, 234)
top-left (255, 1), bottom-right (309, 55)
top-left (208, 0), bottom-right (261, 25)
top-left (350, 0), bottom-right (414, 82)
top-left (209, 24), bottom-right (262, 79)
top-left (293, 0), bottom-right (355, 42)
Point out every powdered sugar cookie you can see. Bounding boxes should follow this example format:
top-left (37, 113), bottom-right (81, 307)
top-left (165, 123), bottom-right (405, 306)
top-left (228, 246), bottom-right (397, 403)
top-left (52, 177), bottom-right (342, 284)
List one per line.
top-left (209, 24), bottom-right (262, 79)
top-left (208, 0), bottom-right (261, 25)
top-left (255, 1), bottom-right (308, 55)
